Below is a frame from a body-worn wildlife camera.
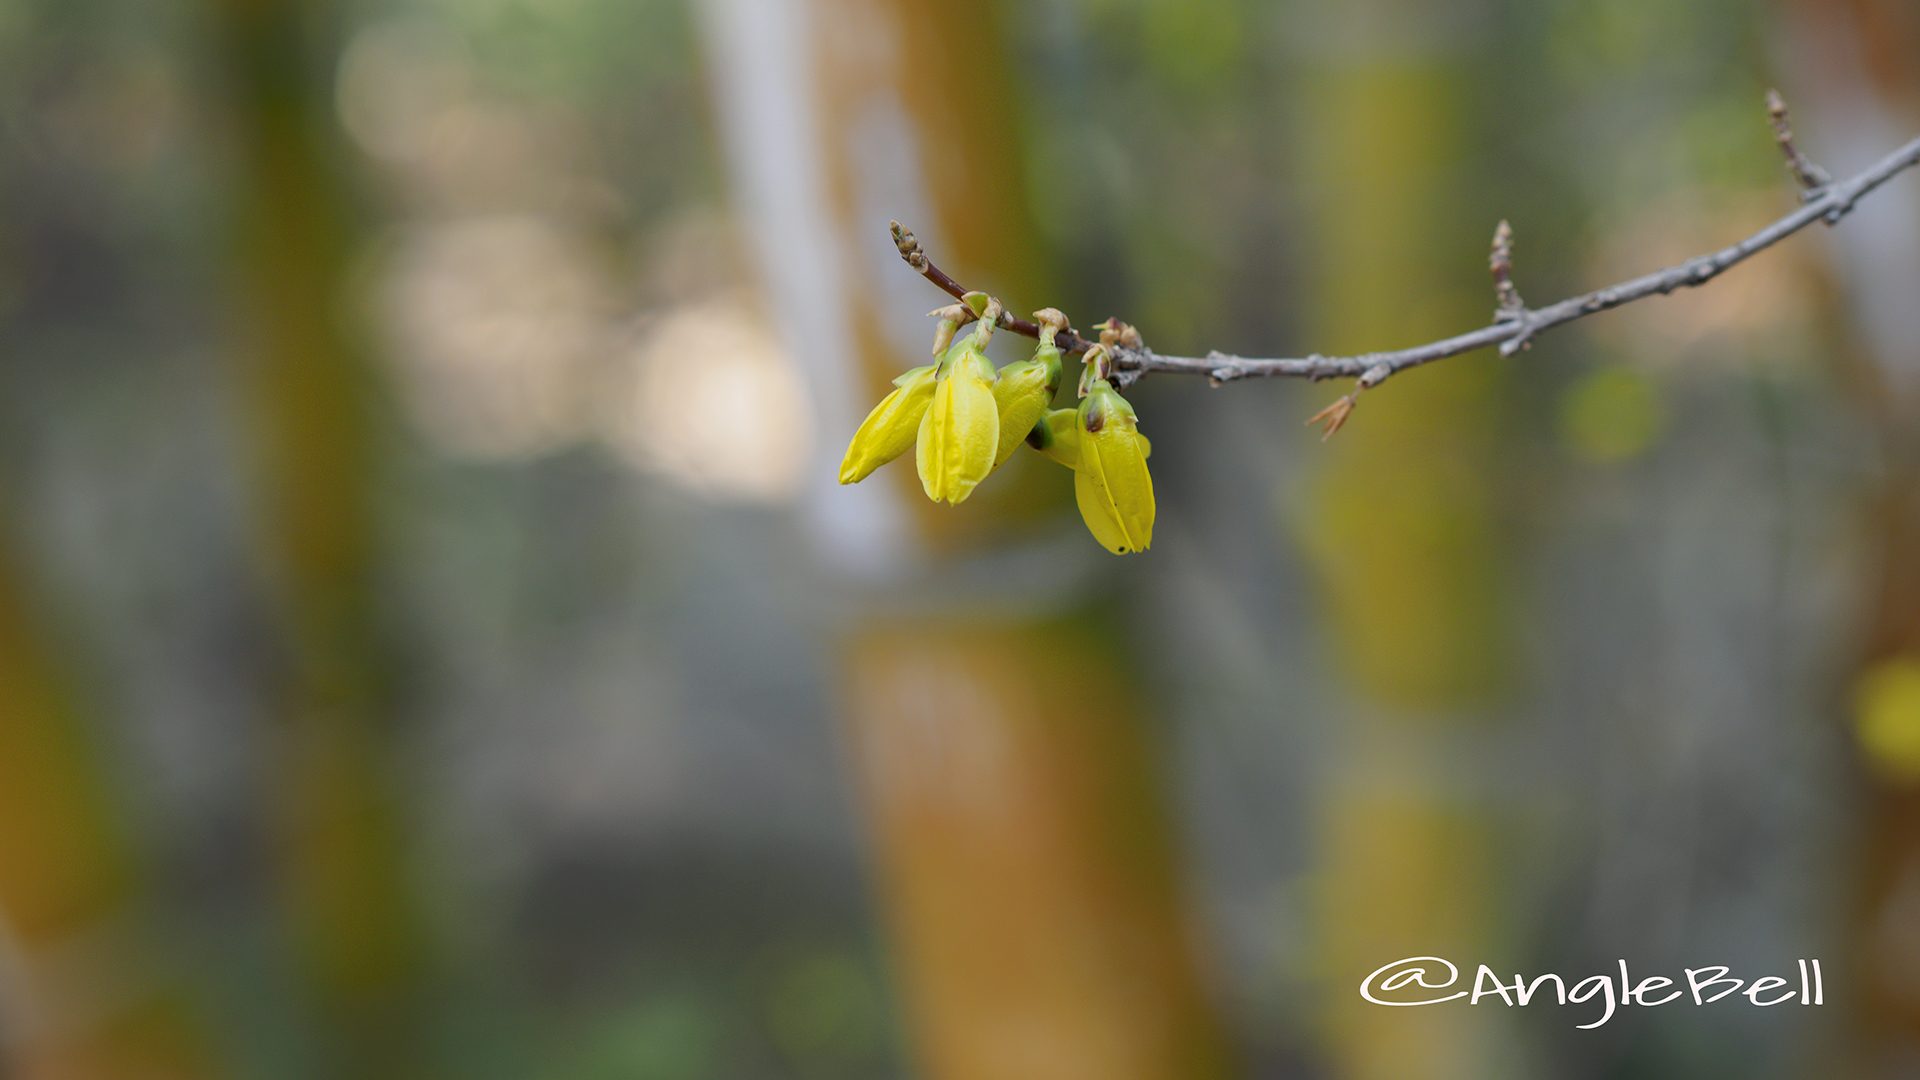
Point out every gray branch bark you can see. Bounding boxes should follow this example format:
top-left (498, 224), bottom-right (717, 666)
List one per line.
top-left (891, 93), bottom-right (1920, 433)
top-left (1118, 131), bottom-right (1920, 389)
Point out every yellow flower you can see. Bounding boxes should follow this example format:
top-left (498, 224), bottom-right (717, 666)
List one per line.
top-left (916, 342), bottom-right (1000, 504)
top-left (1027, 406), bottom-right (1151, 470)
top-left (991, 340), bottom-right (1062, 467)
top-left (839, 364), bottom-right (937, 485)
top-left (1073, 379), bottom-right (1154, 554)
top-left (1026, 407), bottom-right (1080, 468)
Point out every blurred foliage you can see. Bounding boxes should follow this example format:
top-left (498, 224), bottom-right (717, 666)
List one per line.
top-left (1560, 367), bottom-right (1666, 464)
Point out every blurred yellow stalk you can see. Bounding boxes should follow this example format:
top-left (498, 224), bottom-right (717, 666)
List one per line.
top-left (845, 621), bottom-right (1232, 1079)
top-left (1293, 45), bottom-right (1517, 1080)
top-left (0, 526), bottom-right (222, 1079)
top-left (207, 0), bottom-right (434, 1074)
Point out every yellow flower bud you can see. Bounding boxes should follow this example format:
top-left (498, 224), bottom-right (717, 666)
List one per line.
top-left (1027, 407), bottom-right (1150, 471)
top-left (1027, 408), bottom-right (1080, 468)
top-left (991, 341), bottom-right (1062, 466)
top-left (916, 343), bottom-right (1000, 504)
top-left (1073, 379), bottom-right (1154, 554)
top-left (839, 364), bottom-right (937, 485)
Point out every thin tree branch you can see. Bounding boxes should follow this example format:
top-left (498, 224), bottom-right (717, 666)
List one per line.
top-left (1767, 88), bottom-right (1832, 192)
top-left (890, 221), bottom-right (1099, 354)
top-left (889, 93), bottom-right (1920, 430)
top-left (1135, 127), bottom-right (1920, 385)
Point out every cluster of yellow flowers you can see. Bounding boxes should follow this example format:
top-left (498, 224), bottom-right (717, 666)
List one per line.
top-left (839, 297), bottom-right (1155, 554)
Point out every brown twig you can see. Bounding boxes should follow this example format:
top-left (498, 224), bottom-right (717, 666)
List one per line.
top-left (1488, 218), bottom-right (1537, 358)
top-left (1489, 219), bottom-right (1526, 319)
top-left (1767, 87), bottom-right (1832, 193)
top-left (890, 221), bottom-right (1097, 354)
top-left (889, 93), bottom-right (1920, 432)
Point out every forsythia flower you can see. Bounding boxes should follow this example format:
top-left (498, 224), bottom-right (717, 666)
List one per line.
top-left (991, 338), bottom-right (1063, 467)
top-left (1072, 378), bottom-right (1155, 554)
top-left (839, 363), bottom-right (937, 485)
top-left (835, 298), bottom-right (1156, 554)
top-left (1026, 407), bottom-right (1151, 470)
top-left (1025, 407), bottom-right (1080, 468)
top-left (916, 340), bottom-right (1000, 504)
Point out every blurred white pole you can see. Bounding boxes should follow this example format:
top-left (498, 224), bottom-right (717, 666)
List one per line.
top-left (695, 0), bottom-right (906, 573)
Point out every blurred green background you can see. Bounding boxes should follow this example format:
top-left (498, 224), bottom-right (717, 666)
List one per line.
top-left (3, 0), bottom-right (1920, 1077)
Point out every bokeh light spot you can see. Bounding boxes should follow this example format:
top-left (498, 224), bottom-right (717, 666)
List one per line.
top-left (1857, 658), bottom-right (1920, 783)
top-left (601, 300), bottom-right (810, 503)
top-left (1558, 366), bottom-right (1665, 463)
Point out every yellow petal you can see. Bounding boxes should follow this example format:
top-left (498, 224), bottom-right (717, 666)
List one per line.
top-left (892, 363), bottom-right (937, 388)
top-left (915, 356), bottom-right (999, 504)
top-left (992, 360), bottom-right (1055, 466)
top-left (1073, 382), bottom-right (1154, 553)
top-left (1075, 469), bottom-right (1136, 553)
top-left (1075, 437), bottom-right (1154, 553)
top-left (839, 365), bottom-right (936, 484)
top-left (1029, 408), bottom-right (1080, 469)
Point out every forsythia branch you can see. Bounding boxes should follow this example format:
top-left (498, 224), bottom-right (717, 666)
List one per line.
top-left (889, 91), bottom-right (1920, 436)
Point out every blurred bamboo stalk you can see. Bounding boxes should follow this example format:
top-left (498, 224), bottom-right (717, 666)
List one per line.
top-left (845, 620), bottom-right (1233, 1080)
top-left (204, 0), bottom-right (434, 1075)
top-left (0, 525), bottom-right (221, 1079)
top-left (702, 1), bottom-right (1233, 1076)
top-left (1293, 30), bottom-right (1517, 1080)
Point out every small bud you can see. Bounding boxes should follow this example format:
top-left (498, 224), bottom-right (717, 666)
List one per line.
top-left (1032, 308), bottom-right (1070, 349)
top-left (1095, 317), bottom-right (1143, 351)
top-left (1077, 344), bottom-right (1114, 399)
top-left (927, 303), bottom-right (977, 356)
top-left (965, 295), bottom-right (1005, 349)
top-left (931, 320), bottom-right (959, 357)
